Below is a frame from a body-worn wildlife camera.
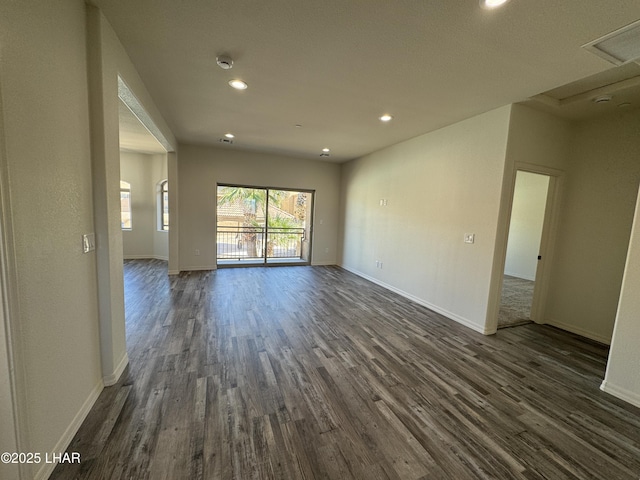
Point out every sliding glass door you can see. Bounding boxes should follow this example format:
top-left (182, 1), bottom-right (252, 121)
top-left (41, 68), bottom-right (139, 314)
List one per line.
top-left (216, 185), bottom-right (313, 266)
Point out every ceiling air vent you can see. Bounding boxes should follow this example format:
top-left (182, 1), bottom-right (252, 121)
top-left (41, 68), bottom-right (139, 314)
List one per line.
top-left (583, 19), bottom-right (640, 66)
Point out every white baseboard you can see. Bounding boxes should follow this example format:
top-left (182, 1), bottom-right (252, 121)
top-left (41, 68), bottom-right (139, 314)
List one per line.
top-left (600, 380), bottom-right (640, 409)
top-left (34, 379), bottom-right (103, 480)
top-left (168, 269), bottom-right (180, 275)
top-left (103, 353), bottom-right (129, 387)
top-left (340, 265), bottom-right (490, 335)
top-left (123, 255), bottom-right (168, 261)
top-left (180, 265), bottom-right (216, 271)
top-left (504, 271), bottom-right (535, 281)
top-left (545, 318), bottom-right (611, 345)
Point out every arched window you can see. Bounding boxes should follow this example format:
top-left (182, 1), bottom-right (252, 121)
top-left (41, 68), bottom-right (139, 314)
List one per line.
top-left (158, 179), bottom-right (169, 231)
top-left (120, 180), bottom-right (132, 230)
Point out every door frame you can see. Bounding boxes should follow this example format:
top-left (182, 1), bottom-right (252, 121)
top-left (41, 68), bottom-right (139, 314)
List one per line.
top-left (486, 162), bottom-right (564, 333)
top-left (0, 76), bottom-right (28, 479)
top-left (215, 183), bottom-right (315, 267)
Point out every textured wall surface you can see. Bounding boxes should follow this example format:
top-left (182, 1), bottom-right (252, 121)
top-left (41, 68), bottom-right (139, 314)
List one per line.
top-left (0, 1), bottom-right (102, 477)
top-left (340, 106), bottom-right (511, 333)
top-left (177, 144), bottom-right (341, 270)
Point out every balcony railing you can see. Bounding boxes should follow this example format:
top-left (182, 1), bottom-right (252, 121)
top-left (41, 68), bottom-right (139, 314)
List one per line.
top-left (217, 225), bottom-right (305, 260)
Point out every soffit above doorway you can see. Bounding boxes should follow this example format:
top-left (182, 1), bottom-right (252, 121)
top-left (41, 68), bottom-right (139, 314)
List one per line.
top-left (522, 62), bottom-right (640, 120)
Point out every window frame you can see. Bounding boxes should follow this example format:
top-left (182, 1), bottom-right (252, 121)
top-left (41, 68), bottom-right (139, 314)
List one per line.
top-left (159, 179), bottom-right (169, 231)
top-left (120, 180), bottom-right (132, 230)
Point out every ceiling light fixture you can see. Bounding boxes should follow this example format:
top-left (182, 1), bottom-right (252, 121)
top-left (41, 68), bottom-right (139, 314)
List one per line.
top-left (322, 148), bottom-right (330, 152)
top-left (379, 114), bottom-right (393, 122)
top-left (228, 79), bottom-right (248, 90)
top-left (224, 133), bottom-right (235, 139)
top-left (479, 0), bottom-right (510, 9)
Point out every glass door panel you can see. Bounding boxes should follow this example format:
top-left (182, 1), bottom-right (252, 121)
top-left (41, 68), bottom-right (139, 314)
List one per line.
top-left (216, 185), bottom-right (314, 266)
top-left (266, 189), bottom-right (312, 264)
top-left (216, 186), bottom-right (266, 264)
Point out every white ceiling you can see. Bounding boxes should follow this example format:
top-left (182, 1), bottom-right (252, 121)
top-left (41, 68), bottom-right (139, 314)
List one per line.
top-left (99, 0), bottom-right (640, 162)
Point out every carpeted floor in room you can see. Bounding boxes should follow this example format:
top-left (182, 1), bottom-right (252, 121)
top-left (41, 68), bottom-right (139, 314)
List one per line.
top-left (498, 275), bottom-right (534, 328)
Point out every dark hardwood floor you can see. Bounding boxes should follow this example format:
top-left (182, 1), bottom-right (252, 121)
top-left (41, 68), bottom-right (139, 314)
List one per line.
top-left (51, 260), bottom-right (640, 479)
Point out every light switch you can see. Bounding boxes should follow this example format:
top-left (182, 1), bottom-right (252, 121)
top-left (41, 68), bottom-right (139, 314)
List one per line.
top-left (464, 233), bottom-right (475, 244)
top-left (82, 233), bottom-right (95, 253)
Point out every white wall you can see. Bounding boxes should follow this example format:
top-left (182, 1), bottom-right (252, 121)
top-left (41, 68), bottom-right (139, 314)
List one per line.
top-left (486, 104), bottom-right (572, 333)
top-left (602, 183), bottom-right (640, 408)
top-left (0, 290), bottom-right (19, 480)
top-left (87, 5), bottom-right (176, 385)
top-left (544, 109), bottom-right (640, 343)
top-left (177, 144), bottom-right (341, 271)
top-left (121, 152), bottom-right (169, 260)
top-left (0, 1), bottom-right (103, 478)
top-left (0, 41), bottom-right (20, 480)
top-left (504, 171), bottom-right (549, 280)
top-left (340, 106), bottom-right (512, 334)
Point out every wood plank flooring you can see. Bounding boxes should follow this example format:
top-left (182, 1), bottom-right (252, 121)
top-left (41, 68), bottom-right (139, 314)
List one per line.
top-left (51, 260), bottom-right (640, 479)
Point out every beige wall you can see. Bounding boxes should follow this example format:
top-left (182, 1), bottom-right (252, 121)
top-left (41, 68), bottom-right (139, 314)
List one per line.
top-left (544, 109), bottom-right (640, 343)
top-left (177, 144), bottom-right (341, 270)
top-left (0, 3), bottom-right (177, 478)
top-left (486, 105), bottom-right (573, 333)
top-left (87, 5), bottom-right (176, 385)
top-left (340, 106), bottom-right (512, 334)
top-left (0, 1), bottom-right (102, 478)
top-left (495, 104), bottom-right (640, 344)
top-left (121, 152), bottom-right (169, 260)
top-left (602, 183), bottom-right (640, 408)
top-left (0, 280), bottom-right (19, 480)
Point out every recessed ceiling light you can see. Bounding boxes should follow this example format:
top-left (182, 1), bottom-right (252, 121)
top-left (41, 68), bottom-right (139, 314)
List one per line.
top-left (479, 0), bottom-right (510, 9)
top-left (379, 114), bottom-right (393, 122)
top-left (224, 133), bottom-right (235, 139)
top-left (322, 148), bottom-right (330, 153)
top-left (228, 79), bottom-right (248, 90)
top-left (618, 102), bottom-right (632, 108)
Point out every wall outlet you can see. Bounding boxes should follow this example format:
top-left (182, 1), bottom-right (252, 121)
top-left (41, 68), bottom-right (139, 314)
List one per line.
top-left (464, 233), bottom-right (475, 244)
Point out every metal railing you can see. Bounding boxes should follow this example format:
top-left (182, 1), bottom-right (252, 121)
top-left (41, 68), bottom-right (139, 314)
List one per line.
top-left (217, 225), bottom-right (305, 260)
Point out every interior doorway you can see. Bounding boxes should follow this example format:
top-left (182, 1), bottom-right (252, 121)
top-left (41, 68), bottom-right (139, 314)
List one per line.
top-left (498, 170), bottom-right (551, 328)
top-left (216, 185), bottom-right (314, 266)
